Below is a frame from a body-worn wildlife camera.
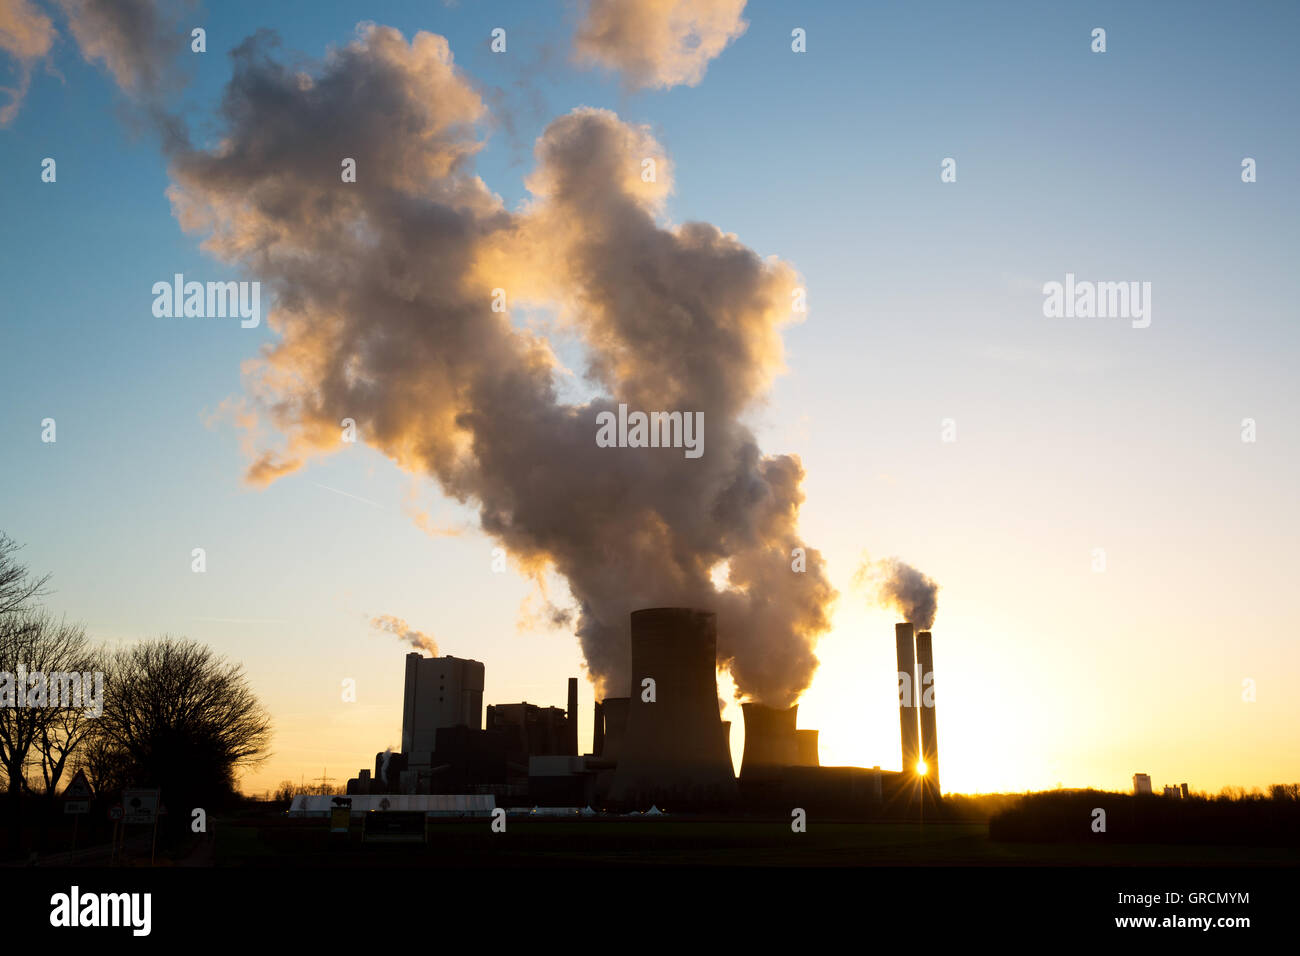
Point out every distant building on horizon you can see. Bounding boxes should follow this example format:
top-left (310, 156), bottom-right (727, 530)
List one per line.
top-left (1133, 773), bottom-right (1152, 795)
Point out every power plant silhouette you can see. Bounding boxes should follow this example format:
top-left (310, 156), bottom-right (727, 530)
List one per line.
top-left (345, 607), bottom-right (941, 815)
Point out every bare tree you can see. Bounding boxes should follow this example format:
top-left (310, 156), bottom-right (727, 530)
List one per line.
top-left (0, 610), bottom-right (96, 796)
top-left (0, 533), bottom-right (49, 617)
top-left (79, 728), bottom-right (133, 797)
top-left (97, 637), bottom-right (272, 810)
top-left (34, 641), bottom-right (104, 795)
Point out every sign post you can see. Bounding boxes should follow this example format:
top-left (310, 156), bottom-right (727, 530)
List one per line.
top-left (330, 796), bottom-right (352, 834)
top-left (153, 802), bottom-right (168, 866)
top-left (108, 804), bottom-right (123, 865)
top-left (61, 770), bottom-right (92, 860)
top-left (122, 790), bottom-right (161, 865)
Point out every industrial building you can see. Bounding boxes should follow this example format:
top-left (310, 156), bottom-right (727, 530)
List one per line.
top-left (348, 652), bottom-right (578, 801)
top-left (402, 653), bottom-right (483, 751)
top-left (346, 610), bottom-right (943, 817)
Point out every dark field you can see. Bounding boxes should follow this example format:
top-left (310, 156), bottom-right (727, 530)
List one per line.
top-left (208, 818), bottom-right (1298, 867)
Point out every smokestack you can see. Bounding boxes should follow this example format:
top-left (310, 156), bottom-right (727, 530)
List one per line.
top-left (895, 622), bottom-right (920, 776)
top-left (608, 608), bottom-right (737, 807)
top-left (567, 677), bottom-right (579, 756)
top-left (740, 703), bottom-right (799, 777)
top-left (593, 698), bottom-right (605, 755)
top-left (915, 630), bottom-right (939, 795)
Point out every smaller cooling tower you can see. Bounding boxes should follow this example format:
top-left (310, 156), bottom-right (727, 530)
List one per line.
top-left (740, 703), bottom-right (799, 777)
top-left (794, 729), bottom-right (819, 768)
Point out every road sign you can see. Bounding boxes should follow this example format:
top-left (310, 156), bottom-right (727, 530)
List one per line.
top-left (108, 805), bottom-right (123, 821)
top-left (64, 769), bottom-right (92, 800)
top-left (123, 789), bottom-right (160, 824)
top-left (64, 801), bottom-right (89, 814)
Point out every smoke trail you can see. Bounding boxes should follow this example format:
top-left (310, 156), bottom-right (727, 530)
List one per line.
top-left (0, 0), bottom-right (56, 125)
top-left (160, 24), bottom-right (834, 707)
top-left (370, 614), bottom-right (438, 657)
top-left (855, 556), bottom-right (939, 631)
top-left (54, 0), bottom-right (192, 97)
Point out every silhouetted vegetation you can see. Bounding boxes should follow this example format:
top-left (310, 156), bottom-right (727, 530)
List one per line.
top-left (0, 535), bottom-right (98, 797)
top-left (990, 787), bottom-right (1300, 846)
top-left (93, 637), bottom-right (272, 824)
top-left (0, 531), bottom-right (273, 857)
top-left (935, 791), bottom-right (1026, 823)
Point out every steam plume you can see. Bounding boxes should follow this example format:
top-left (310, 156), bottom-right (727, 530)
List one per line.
top-left (0, 0), bottom-right (55, 125)
top-left (163, 23), bottom-right (833, 707)
top-left (855, 557), bottom-right (939, 631)
top-left (573, 0), bottom-right (748, 90)
top-left (53, 0), bottom-right (189, 97)
top-left (370, 614), bottom-right (438, 657)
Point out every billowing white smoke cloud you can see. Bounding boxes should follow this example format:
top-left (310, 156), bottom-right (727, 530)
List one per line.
top-left (0, 0), bottom-right (56, 125)
top-left (370, 614), bottom-right (439, 657)
top-left (153, 22), bottom-right (834, 707)
top-left (855, 557), bottom-right (940, 631)
top-left (573, 0), bottom-right (748, 90)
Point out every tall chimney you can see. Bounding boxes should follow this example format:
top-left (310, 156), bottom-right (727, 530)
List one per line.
top-left (895, 622), bottom-right (920, 776)
top-left (915, 630), bottom-right (940, 795)
top-left (566, 677), bottom-right (579, 756)
top-left (593, 698), bottom-right (605, 756)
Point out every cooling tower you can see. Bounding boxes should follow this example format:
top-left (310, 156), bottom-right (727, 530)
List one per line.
top-left (794, 729), bottom-right (820, 768)
top-left (607, 608), bottom-right (737, 808)
top-left (896, 622), bottom-right (920, 776)
top-left (740, 703), bottom-right (799, 777)
top-left (915, 630), bottom-right (940, 795)
top-left (599, 697), bottom-right (629, 764)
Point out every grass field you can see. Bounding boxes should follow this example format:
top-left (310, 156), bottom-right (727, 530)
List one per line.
top-left (212, 819), bottom-right (1300, 867)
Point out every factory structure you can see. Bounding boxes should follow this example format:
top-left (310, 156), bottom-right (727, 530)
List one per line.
top-left (344, 607), bottom-right (943, 815)
top-left (1132, 774), bottom-right (1191, 799)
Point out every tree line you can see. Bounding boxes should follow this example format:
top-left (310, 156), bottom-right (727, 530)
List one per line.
top-left (0, 532), bottom-right (271, 816)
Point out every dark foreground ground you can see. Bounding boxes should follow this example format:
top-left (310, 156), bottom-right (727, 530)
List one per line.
top-left (6, 816), bottom-right (1285, 940)
top-left (193, 817), bottom-right (1300, 867)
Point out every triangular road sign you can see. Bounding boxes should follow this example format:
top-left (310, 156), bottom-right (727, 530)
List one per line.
top-left (64, 769), bottom-right (92, 800)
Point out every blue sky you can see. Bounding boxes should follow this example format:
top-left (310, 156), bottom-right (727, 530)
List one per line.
top-left (2, 0), bottom-right (1297, 793)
